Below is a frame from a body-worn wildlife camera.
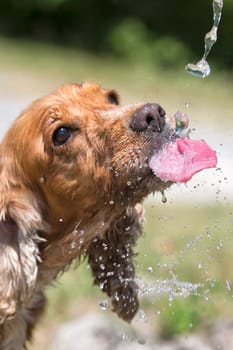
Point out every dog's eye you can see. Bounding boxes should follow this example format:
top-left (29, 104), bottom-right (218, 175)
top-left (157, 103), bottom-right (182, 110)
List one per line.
top-left (107, 91), bottom-right (119, 105)
top-left (52, 127), bottom-right (73, 146)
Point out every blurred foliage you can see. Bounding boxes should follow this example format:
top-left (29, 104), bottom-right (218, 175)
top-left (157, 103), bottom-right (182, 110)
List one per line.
top-left (159, 297), bottom-right (201, 339)
top-left (0, 0), bottom-right (232, 68)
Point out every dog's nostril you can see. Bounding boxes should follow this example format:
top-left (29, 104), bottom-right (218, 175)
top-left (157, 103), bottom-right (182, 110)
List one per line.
top-left (146, 114), bottom-right (154, 125)
top-left (130, 103), bottom-right (166, 133)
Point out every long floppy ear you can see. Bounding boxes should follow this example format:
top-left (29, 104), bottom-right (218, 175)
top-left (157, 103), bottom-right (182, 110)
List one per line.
top-left (0, 159), bottom-right (45, 324)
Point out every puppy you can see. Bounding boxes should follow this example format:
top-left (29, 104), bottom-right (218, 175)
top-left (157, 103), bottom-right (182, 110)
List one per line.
top-left (0, 83), bottom-right (216, 349)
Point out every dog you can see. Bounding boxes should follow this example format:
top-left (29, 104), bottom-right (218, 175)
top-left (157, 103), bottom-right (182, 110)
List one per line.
top-left (0, 82), bottom-right (217, 349)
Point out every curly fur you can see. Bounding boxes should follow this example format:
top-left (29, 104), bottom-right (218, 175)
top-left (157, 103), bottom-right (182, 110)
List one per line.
top-left (0, 83), bottom-right (174, 349)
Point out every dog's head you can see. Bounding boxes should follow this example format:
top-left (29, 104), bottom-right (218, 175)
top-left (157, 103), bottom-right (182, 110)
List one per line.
top-left (0, 83), bottom-right (178, 224)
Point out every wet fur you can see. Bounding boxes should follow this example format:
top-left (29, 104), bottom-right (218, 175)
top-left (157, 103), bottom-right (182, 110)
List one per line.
top-left (0, 83), bottom-right (173, 349)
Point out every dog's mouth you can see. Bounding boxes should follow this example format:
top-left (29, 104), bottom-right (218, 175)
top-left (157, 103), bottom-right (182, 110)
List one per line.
top-left (149, 137), bottom-right (217, 183)
top-left (147, 110), bottom-right (217, 183)
top-left (109, 105), bottom-right (217, 194)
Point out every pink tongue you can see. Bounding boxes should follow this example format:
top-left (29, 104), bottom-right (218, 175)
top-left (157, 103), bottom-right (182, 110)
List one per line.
top-left (149, 138), bottom-right (217, 183)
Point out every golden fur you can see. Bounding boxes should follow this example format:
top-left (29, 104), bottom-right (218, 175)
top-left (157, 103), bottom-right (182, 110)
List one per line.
top-left (0, 83), bottom-right (174, 349)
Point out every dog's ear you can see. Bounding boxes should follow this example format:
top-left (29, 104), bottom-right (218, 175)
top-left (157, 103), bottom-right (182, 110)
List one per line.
top-left (0, 157), bottom-right (44, 324)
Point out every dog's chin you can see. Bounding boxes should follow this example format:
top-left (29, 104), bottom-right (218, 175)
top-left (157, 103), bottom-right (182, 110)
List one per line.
top-left (140, 171), bottom-right (173, 198)
top-left (112, 165), bottom-right (172, 206)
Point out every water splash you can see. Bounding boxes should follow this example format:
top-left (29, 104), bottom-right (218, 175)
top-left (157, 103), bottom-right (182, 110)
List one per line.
top-left (186, 59), bottom-right (211, 78)
top-left (185, 0), bottom-right (223, 78)
top-left (137, 277), bottom-right (204, 300)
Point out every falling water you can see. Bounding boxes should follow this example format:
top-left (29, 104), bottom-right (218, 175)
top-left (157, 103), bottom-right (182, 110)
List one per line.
top-left (185, 0), bottom-right (223, 78)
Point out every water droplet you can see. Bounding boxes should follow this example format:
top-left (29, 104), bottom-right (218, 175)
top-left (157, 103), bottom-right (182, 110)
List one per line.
top-left (79, 238), bottom-right (84, 246)
top-left (100, 264), bottom-right (106, 270)
top-left (226, 280), bottom-right (231, 292)
top-left (185, 59), bottom-right (211, 78)
top-left (39, 177), bottom-right (45, 183)
top-left (161, 190), bottom-right (167, 203)
top-left (102, 243), bottom-right (108, 251)
top-left (148, 266), bottom-right (154, 273)
top-left (139, 309), bottom-right (146, 320)
top-left (122, 333), bottom-right (128, 341)
top-left (99, 300), bottom-right (109, 310)
top-left (185, 101), bottom-right (190, 108)
top-left (109, 200), bottom-right (114, 205)
top-left (107, 271), bottom-right (114, 277)
top-left (216, 240), bottom-right (223, 250)
top-left (174, 111), bottom-right (189, 131)
top-left (70, 241), bottom-right (76, 249)
top-left (127, 181), bottom-right (131, 186)
top-left (169, 295), bottom-right (174, 302)
top-left (58, 218), bottom-right (64, 223)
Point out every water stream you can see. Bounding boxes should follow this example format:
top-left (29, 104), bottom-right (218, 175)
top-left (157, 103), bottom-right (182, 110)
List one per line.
top-left (185, 0), bottom-right (223, 78)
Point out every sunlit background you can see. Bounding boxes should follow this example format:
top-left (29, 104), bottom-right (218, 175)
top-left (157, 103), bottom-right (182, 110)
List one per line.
top-left (0, 1), bottom-right (232, 349)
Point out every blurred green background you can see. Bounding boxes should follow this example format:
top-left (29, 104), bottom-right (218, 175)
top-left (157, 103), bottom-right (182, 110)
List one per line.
top-left (0, 1), bottom-right (232, 349)
top-left (0, 0), bottom-right (232, 69)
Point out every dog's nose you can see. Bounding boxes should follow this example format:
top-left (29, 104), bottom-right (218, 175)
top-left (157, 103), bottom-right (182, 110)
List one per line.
top-left (130, 103), bottom-right (166, 133)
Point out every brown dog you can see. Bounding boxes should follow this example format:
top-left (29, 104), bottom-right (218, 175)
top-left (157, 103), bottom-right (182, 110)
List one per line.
top-left (0, 83), bottom-right (216, 349)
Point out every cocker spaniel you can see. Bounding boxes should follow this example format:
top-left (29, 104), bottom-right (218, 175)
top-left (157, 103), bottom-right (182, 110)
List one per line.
top-left (0, 83), bottom-right (217, 349)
